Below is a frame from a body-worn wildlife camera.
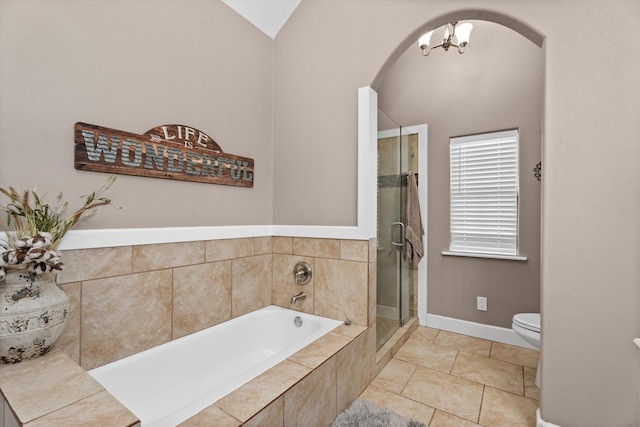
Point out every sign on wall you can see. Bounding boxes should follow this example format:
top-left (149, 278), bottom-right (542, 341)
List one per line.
top-left (74, 122), bottom-right (254, 187)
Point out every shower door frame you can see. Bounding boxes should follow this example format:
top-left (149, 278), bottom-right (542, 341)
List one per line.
top-left (357, 86), bottom-right (428, 326)
top-left (377, 124), bottom-right (428, 327)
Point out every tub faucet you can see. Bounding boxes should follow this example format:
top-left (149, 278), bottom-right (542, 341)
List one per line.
top-left (290, 291), bottom-right (306, 305)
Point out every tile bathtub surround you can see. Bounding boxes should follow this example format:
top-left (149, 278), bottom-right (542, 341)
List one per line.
top-left (340, 239), bottom-right (369, 262)
top-left (292, 237), bottom-right (341, 259)
top-left (336, 325), bottom-right (377, 412)
top-left (22, 391), bottom-right (140, 427)
top-left (56, 246), bottom-right (133, 284)
top-left (172, 261), bottom-right (232, 339)
top-left (283, 357), bottom-right (338, 426)
top-left (56, 281), bottom-right (81, 363)
top-left (362, 326), bottom-right (540, 426)
top-left (231, 254), bottom-right (273, 317)
top-left (54, 235), bottom-right (372, 370)
top-left (133, 241), bottom-right (206, 272)
top-left (0, 318), bottom-right (370, 427)
top-left (1, 235), bottom-right (376, 426)
top-left (180, 324), bottom-right (373, 426)
top-left (80, 269), bottom-right (174, 370)
top-left (288, 331), bottom-right (353, 369)
top-left (314, 258), bottom-right (369, 325)
top-left (215, 359), bottom-right (312, 422)
top-left (272, 254), bottom-right (315, 313)
top-left (0, 351), bottom-right (138, 427)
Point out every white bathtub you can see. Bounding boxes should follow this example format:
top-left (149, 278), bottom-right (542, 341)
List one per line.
top-left (89, 305), bottom-right (342, 427)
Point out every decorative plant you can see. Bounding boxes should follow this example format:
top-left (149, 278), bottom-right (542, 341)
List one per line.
top-left (0, 176), bottom-right (116, 280)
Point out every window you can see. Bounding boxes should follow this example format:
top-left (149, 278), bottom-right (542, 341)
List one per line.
top-left (448, 129), bottom-right (519, 257)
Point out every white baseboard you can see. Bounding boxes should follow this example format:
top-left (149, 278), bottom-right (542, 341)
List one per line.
top-left (425, 313), bottom-right (537, 350)
top-left (537, 409), bottom-right (561, 427)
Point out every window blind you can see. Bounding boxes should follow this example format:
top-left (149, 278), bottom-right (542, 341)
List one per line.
top-left (449, 129), bottom-right (519, 256)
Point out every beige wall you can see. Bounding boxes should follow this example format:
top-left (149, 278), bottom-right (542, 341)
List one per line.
top-left (0, 0), bottom-right (274, 228)
top-left (377, 21), bottom-right (543, 328)
top-left (273, 1), bottom-right (639, 425)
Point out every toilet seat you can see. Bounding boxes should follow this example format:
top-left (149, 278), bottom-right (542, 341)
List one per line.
top-left (513, 313), bottom-right (540, 333)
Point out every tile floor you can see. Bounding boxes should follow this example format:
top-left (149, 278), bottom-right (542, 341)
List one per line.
top-left (361, 326), bottom-right (540, 426)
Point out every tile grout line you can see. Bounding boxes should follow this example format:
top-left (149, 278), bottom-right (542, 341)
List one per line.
top-left (478, 384), bottom-right (487, 425)
top-left (449, 349), bottom-right (460, 375)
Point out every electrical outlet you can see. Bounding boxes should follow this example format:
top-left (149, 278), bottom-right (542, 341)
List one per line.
top-left (477, 296), bottom-right (487, 311)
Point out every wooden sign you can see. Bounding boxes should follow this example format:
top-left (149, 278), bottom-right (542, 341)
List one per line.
top-left (74, 122), bottom-right (254, 187)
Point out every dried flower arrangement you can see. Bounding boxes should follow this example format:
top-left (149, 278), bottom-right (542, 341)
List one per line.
top-left (0, 176), bottom-right (116, 280)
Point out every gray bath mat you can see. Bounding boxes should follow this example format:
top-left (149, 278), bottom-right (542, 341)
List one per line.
top-left (332, 398), bottom-right (426, 427)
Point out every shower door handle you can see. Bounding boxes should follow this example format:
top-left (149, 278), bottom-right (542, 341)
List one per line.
top-left (391, 222), bottom-right (405, 248)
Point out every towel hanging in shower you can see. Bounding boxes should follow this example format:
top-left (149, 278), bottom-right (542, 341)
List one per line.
top-left (404, 172), bottom-right (424, 268)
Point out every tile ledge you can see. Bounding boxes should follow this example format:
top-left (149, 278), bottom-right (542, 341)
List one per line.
top-left (0, 352), bottom-right (139, 427)
top-left (184, 328), bottom-right (363, 424)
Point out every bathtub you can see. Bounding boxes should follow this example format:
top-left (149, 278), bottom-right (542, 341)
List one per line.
top-left (89, 305), bottom-right (343, 426)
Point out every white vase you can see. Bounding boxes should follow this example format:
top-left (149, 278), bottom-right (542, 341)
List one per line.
top-left (0, 270), bottom-right (70, 363)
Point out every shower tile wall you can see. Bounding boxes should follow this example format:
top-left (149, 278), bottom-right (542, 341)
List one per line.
top-left (55, 236), bottom-right (373, 371)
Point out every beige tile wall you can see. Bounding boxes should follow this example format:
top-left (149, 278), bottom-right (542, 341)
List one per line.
top-left (55, 236), bottom-right (373, 371)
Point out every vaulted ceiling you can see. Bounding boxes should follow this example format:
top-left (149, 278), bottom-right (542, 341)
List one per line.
top-left (222, 0), bottom-right (301, 39)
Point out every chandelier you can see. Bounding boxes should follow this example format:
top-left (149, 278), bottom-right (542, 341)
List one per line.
top-left (418, 22), bottom-right (473, 56)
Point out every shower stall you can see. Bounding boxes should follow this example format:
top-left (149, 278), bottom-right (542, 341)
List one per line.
top-left (376, 109), bottom-right (420, 350)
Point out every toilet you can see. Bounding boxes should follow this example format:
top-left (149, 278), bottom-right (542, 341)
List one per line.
top-left (512, 313), bottom-right (540, 348)
top-left (512, 313), bottom-right (541, 387)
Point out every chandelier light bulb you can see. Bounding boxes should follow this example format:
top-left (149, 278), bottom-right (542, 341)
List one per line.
top-left (418, 30), bottom-right (434, 53)
top-left (455, 22), bottom-right (473, 46)
top-left (443, 24), bottom-right (451, 41)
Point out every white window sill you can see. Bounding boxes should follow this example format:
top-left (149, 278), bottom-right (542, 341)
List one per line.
top-left (441, 251), bottom-right (528, 261)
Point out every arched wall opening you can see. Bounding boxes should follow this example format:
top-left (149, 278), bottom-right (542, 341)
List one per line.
top-left (371, 10), bottom-right (544, 90)
top-left (364, 7), bottom-right (545, 361)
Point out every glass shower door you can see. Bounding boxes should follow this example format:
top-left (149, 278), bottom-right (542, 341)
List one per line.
top-left (376, 110), bottom-right (416, 350)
